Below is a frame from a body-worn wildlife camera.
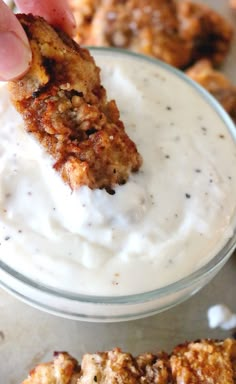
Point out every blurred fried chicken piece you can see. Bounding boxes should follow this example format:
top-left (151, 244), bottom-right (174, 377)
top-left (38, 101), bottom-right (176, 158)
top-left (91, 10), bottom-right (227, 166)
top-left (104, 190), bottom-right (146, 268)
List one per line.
top-left (70, 0), bottom-right (233, 69)
top-left (71, 0), bottom-right (193, 68)
top-left (9, 14), bottom-right (142, 191)
top-left (186, 59), bottom-right (236, 120)
top-left (177, 1), bottom-right (233, 66)
top-left (22, 339), bottom-right (236, 384)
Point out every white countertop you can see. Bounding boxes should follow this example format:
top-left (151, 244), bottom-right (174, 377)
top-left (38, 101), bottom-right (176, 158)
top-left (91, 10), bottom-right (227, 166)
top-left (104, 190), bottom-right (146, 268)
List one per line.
top-left (0, 0), bottom-right (235, 382)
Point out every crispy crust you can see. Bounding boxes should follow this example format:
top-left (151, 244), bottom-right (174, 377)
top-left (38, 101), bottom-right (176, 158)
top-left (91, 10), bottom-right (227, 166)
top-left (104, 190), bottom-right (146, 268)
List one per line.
top-left (170, 339), bottom-right (236, 384)
top-left (22, 339), bottom-right (236, 384)
top-left (8, 14), bottom-right (142, 191)
top-left (70, 0), bottom-right (233, 68)
top-left (186, 59), bottom-right (236, 120)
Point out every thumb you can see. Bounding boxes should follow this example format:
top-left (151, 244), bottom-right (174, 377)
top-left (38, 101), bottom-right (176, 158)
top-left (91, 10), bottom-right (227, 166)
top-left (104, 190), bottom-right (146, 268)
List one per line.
top-left (0, 0), bottom-right (32, 81)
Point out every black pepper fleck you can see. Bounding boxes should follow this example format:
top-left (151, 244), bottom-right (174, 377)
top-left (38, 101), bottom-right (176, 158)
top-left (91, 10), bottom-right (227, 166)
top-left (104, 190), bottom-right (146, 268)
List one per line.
top-left (209, 179), bottom-right (213, 183)
top-left (228, 176), bottom-right (232, 180)
top-left (165, 154), bottom-right (170, 159)
top-left (166, 106), bottom-right (172, 111)
top-left (106, 188), bottom-right (116, 195)
top-left (195, 169), bottom-right (201, 173)
top-left (185, 193), bottom-right (191, 199)
top-left (18, 230), bottom-right (22, 233)
top-left (219, 134), bottom-right (225, 139)
top-left (4, 236), bottom-right (10, 241)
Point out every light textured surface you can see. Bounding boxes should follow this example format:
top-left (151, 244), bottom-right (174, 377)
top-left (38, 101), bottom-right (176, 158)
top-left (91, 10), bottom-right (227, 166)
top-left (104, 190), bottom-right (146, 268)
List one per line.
top-left (0, 0), bottom-right (236, 383)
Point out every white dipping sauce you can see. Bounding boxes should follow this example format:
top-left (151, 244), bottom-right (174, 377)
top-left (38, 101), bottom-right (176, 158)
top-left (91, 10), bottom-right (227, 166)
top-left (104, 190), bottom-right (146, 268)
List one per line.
top-left (0, 51), bottom-right (236, 296)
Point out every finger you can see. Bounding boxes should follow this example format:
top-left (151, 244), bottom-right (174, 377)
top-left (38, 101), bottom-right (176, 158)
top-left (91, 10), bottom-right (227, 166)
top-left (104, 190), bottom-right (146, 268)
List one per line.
top-left (0, 0), bottom-right (31, 81)
top-left (15, 0), bottom-right (76, 36)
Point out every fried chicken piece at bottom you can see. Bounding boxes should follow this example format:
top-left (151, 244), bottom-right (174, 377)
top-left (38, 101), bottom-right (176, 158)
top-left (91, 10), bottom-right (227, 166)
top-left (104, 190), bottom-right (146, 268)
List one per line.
top-left (170, 339), bottom-right (236, 384)
top-left (21, 340), bottom-right (236, 384)
top-left (8, 14), bottom-right (142, 191)
top-left (186, 59), bottom-right (236, 120)
top-left (71, 0), bottom-right (192, 69)
top-left (22, 352), bottom-right (80, 384)
top-left (177, 0), bottom-right (233, 66)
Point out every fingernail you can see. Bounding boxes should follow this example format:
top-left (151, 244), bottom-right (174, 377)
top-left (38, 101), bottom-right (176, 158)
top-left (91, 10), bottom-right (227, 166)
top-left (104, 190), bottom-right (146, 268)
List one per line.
top-left (0, 31), bottom-right (32, 81)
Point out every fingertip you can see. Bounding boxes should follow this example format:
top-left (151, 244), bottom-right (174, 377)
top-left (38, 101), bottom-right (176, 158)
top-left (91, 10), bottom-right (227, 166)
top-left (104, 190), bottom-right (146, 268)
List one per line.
top-left (0, 32), bottom-right (32, 81)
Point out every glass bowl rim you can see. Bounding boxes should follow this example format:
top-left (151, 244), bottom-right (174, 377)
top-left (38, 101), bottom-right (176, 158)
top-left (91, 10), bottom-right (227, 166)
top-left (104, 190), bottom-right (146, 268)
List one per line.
top-left (0, 46), bottom-right (236, 306)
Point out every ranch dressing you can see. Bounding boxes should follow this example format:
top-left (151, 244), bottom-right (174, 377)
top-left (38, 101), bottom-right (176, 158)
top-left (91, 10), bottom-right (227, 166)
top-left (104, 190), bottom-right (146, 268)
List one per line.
top-left (0, 50), bottom-right (236, 296)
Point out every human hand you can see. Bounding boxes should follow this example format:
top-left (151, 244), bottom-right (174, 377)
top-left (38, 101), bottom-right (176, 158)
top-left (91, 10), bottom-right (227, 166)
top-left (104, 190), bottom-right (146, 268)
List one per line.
top-left (0, 0), bottom-right (75, 81)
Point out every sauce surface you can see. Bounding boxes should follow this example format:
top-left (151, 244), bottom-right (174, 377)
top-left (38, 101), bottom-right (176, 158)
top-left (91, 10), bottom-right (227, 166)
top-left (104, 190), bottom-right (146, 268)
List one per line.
top-left (0, 50), bottom-right (236, 296)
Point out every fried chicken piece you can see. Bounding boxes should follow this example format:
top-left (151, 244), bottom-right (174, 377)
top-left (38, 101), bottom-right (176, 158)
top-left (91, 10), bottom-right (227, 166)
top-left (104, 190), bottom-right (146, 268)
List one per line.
top-left (70, 0), bottom-right (233, 69)
top-left (170, 339), bottom-right (236, 384)
top-left (69, 0), bottom-right (101, 43)
top-left (177, 1), bottom-right (233, 66)
top-left (8, 14), bottom-right (142, 191)
top-left (22, 340), bottom-right (236, 384)
top-left (22, 352), bottom-right (80, 384)
top-left (71, 0), bottom-right (192, 68)
top-left (79, 348), bottom-right (142, 383)
top-left (186, 59), bottom-right (236, 120)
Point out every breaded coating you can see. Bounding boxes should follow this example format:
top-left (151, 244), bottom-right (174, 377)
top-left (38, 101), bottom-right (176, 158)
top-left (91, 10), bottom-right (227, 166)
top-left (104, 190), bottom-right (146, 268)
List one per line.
top-left (70, 0), bottom-right (233, 68)
top-left (170, 339), bottom-right (236, 384)
top-left (177, 1), bottom-right (233, 66)
top-left (22, 339), bottom-right (236, 384)
top-left (79, 348), bottom-right (142, 383)
top-left (71, 0), bottom-right (193, 68)
top-left (22, 352), bottom-right (80, 384)
top-left (69, 0), bottom-right (101, 43)
top-left (186, 59), bottom-right (236, 120)
top-left (8, 14), bottom-right (142, 191)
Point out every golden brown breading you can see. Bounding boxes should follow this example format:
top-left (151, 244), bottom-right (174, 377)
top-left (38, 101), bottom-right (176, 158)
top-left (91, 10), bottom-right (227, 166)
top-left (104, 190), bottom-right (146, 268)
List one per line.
top-left (186, 59), bottom-right (236, 120)
top-left (22, 352), bottom-right (80, 384)
top-left (22, 340), bottom-right (236, 384)
top-left (69, 0), bottom-right (101, 42)
top-left (71, 0), bottom-right (193, 68)
top-left (8, 14), bottom-right (142, 191)
top-left (177, 1), bottom-right (234, 66)
top-left (170, 339), bottom-right (236, 384)
top-left (70, 0), bottom-right (233, 68)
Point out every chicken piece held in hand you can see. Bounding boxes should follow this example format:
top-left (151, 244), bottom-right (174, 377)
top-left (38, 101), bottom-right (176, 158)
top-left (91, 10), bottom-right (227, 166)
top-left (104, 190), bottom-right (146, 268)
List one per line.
top-left (9, 14), bottom-right (142, 192)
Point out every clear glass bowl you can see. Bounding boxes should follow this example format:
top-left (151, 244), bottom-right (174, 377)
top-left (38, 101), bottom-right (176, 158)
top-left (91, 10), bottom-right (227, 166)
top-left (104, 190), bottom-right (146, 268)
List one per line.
top-left (0, 48), bottom-right (235, 322)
